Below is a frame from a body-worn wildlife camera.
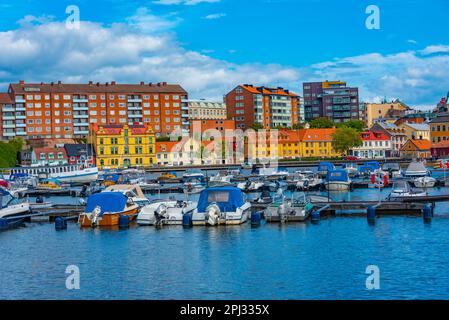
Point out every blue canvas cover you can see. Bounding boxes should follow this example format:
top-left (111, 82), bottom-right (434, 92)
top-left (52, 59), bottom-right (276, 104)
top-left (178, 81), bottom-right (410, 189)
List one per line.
top-left (359, 164), bottom-right (377, 173)
top-left (197, 187), bottom-right (244, 213)
top-left (318, 162), bottom-right (335, 172)
top-left (365, 161), bottom-right (380, 170)
top-left (85, 192), bottom-right (128, 214)
top-left (326, 170), bottom-right (349, 182)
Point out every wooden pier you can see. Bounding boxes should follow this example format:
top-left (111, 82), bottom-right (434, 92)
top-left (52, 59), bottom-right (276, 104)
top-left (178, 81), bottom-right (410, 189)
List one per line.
top-left (311, 200), bottom-right (426, 216)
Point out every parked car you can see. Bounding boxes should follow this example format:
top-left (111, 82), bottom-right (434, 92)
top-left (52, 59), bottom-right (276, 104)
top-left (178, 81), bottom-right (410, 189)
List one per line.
top-left (346, 156), bottom-right (360, 161)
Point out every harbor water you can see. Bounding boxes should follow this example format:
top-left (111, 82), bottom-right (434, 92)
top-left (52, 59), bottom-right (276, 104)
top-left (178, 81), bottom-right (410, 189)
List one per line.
top-left (2, 167), bottom-right (449, 299)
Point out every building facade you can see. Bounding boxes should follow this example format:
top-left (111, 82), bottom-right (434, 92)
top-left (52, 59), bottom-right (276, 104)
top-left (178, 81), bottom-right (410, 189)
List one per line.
top-left (430, 113), bottom-right (449, 144)
top-left (303, 81), bottom-right (359, 123)
top-left (400, 139), bottom-right (432, 160)
top-left (1, 81), bottom-right (188, 140)
top-left (31, 146), bottom-right (68, 166)
top-left (399, 122), bottom-right (430, 141)
top-left (187, 100), bottom-right (227, 120)
top-left (225, 84), bottom-right (299, 130)
top-left (64, 144), bottom-right (96, 167)
top-left (370, 122), bottom-right (407, 157)
top-left (350, 131), bottom-right (391, 159)
top-left (365, 100), bottom-right (410, 127)
top-left (93, 124), bottom-right (156, 169)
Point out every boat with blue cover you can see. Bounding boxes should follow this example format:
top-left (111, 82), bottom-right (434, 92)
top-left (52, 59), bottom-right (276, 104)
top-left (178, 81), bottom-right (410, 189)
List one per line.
top-left (317, 162), bottom-right (335, 177)
top-left (192, 186), bottom-right (251, 226)
top-left (79, 192), bottom-right (139, 228)
top-left (325, 169), bottom-right (352, 191)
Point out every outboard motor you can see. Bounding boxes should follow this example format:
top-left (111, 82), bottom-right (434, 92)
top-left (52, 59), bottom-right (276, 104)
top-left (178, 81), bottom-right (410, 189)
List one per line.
top-left (89, 206), bottom-right (102, 228)
top-left (154, 203), bottom-right (167, 227)
top-left (205, 203), bottom-right (221, 226)
top-left (36, 195), bottom-right (44, 204)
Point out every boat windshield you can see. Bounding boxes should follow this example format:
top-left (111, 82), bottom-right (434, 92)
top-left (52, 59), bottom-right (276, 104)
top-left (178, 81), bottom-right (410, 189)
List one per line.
top-left (382, 163), bottom-right (400, 171)
top-left (392, 181), bottom-right (409, 192)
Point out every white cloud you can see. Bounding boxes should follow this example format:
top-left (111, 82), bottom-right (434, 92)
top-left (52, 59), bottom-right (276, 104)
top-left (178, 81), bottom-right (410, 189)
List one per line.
top-left (407, 39), bottom-right (418, 45)
top-left (125, 7), bottom-right (181, 32)
top-left (153, 0), bottom-right (220, 5)
top-left (420, 45), bottom-right (449, 55)
top-left (0, 12), bottom-right (447, 108)
top-left (204, 13), bottom-right (226, 20)
top-left (17, 15), bottom-right (54, 27)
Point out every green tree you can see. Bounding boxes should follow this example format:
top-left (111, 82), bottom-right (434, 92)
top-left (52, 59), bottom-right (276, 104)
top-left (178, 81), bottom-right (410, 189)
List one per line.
top-left (0, 138), bottom-right (23, 168)
top-left (332, 126), bottom-right (362, 155)
top-left (309, 117), bottom-right (334, 129)
top-left (250, 122), bottom-right (264, 131)
top-left (292, 123), bottom-right (304, 130)
top-left (337, 120), bottom-right (366, 132)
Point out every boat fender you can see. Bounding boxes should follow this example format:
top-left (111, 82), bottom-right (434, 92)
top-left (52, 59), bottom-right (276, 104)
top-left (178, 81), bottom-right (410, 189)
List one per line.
top-left (423, 204), bottom-right (433, 223)
top-left (118, 215), bottom-right (130, 229)
top-left (311, 211), bottom-right (320, 222)
top-left (182, 213), bottom-right (192, 228)
top-left (367, 206), bottom-right (376, 223)
top-left (0, 218), bottom-right (8, 230)
top-left (251, 211), bottom-right (261, 226)
top-left (55, 217), bottom-right (67, 231)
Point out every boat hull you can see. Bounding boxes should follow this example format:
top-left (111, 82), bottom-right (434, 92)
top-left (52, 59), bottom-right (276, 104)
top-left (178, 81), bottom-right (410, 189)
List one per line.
top-left (51, 168), bottom-right (99, 184)
top-left (79, 207), bottom-right (139, 228)
top-left (325, 181), bottom-right (351, 191)
top-left (192, 210), bottom-right (249, 226)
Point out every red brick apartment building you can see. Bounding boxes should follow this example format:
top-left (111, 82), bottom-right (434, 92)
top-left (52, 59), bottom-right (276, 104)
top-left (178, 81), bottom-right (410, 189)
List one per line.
top-left (0, 81), bottom-right (188, 140)
top-left (189, 119), bottom-right (236, 134)
top-left (225, 84), bottom-right (299, 130)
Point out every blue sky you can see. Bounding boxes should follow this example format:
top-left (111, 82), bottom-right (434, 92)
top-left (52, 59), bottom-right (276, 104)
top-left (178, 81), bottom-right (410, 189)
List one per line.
top-left (0, 0), bottom-right (448, 108)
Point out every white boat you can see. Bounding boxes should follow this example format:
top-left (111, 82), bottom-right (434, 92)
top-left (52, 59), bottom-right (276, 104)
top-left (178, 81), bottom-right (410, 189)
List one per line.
top-left (192, 187), bottom-right (251, 226)
top-left (137, 199), bottom-right (197, 226)
top-left (317, 162), bottom-right (335, 177)
top-left (104, 184), bottom-right (150, 207)
top-left (265, 192), bottom-right (314, 223)
top-left (342, 163), bottom-right (359, 177)
top-left (414, 176), bottom-right (436, 188)
top-left (325, 170), bottom-right (351, 191)
top-left (183, 169), bottom-right (205, 180)
top-left (0, 188), bottom-right (30, 222)
top-left (404, 161), bottom-right (429, 177)
top-left (295, 171), bottom-right (323, 190)
top-left (237, 179), bottom-right (264, 192)
top-left (381, 163), bottom-right (403, 178)
top-left (6, 164), bottom-right (98, 184)
top-left (208, 171), bottom-right (234, 187)
top-left (183, 174), bottom-right (207, 194)
top-left (257, 165), bottom-right (289, 180)
top-left (388, 181), bottom-right (427, 199)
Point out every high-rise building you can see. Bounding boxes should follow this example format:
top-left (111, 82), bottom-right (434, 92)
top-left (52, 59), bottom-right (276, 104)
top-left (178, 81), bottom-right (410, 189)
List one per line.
top-left (1, 81), bottom-right (188, 140)
top-left (187, 99), bottom-right (227, 120)
top-left (303, 81), bottom-right (359, 123)
top-left (225, 84), bottom-right (300, 130)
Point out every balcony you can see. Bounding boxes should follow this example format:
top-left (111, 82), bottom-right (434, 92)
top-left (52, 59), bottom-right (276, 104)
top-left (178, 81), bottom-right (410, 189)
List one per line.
top-left (74, 130), bottom-right (89, 135)
top-left (2, 131), bottom-right (15, 137)
top-left (16, 131), bottom-right (26, 136)
top-left (15, 98), bottom-right (25, 103)
top-left (73, 98), bottom-right (88, 103)
top-left (3, 123), bottom-right (15, 129)
top-left (74, 122), bottom-right (89, 126)
top-left (128, 113), bottom-right (143, 118)
top-left (15, 122), bottom-right (26, 128)
top-left (128, 106), bottom-right (142, 111)
top-left (3, 115), bottom-right (15, 121)
top-left (73, 113), bottom-right (89, 119)
top-left (73, 104), bottom-right (89, 111)
top-left (15, 114), bottom-right (26, 120)
top-left (2, 106), bottom-right (14, 112)
top-left (15, 105), bottom-right (25, 111)
top-left (127, 98), bottom-right (142, 103)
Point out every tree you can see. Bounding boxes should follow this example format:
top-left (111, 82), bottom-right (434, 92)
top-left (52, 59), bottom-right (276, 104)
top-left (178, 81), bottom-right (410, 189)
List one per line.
top-left (332, 126), bottom-right (362, 155)
top-left (309, 117), bottom-right (333, 129)
top-left (337, 120), bottom-right (366, 132)
top-left (250, 123), bottom-right (264, 131)
top-left (292, 123), bottom-right (304, 130)
top-left (0, 138), bottom-right (23, 168)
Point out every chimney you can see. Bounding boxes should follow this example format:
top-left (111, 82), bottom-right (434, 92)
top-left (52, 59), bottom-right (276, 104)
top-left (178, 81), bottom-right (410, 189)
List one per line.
top-left (162, 82), bottom-right (167, 86)
top-left (111, 81), bottom-right (116, 86)
top-left (57, 81), bottom-right (62, 85)
top-left (96, 82), bottom-right (100, 86)
top-left (19, 80), bottom-right (25, 85)
top-left (105, 82), bottom-right (109, 86)
top-left (88, 81), bottom-right (93, 85)
top-left (140, 81), bottom-right (144, 85)
top-left (149, 82), bottom-right (153, 86)
top-left (157, 83), bottom-right (161, 87)
top-left (50, 82), bottom-right (54, 86)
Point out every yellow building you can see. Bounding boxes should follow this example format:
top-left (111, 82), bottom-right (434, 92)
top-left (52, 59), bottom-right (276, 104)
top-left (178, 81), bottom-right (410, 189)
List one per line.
top-left (299, 128), bottom-right (339, 158)
top-left (366, 101), bottom-right (410, 127)
top-left (399, 122), bottom-right (430, 141)
top-left (93, 124), bottom-right (155, 169)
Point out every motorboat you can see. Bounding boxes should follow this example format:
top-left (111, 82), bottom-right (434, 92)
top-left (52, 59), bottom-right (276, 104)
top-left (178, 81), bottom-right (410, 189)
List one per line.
top-left (37, 178), bottom-right (62, 190)
top-left (414, 176), bottom-right (437, 188)
top-left (325, 170), bottom-right (352, 191)
top-left (183, 174), bottom-right (207, 194)
top-left (158, 172), bottom-right (179, 182)
top-left (79, 192), bottom-right (140, 228)
top-left (404, 161), bottom-right (430, 177)
top-left (249, 190), bottom-right (273, 211)
top-left (191, 187), bottom-right (251, 226)
top-left (241, 162), bottom-right (253, 170)
top-left (137, 198), bottom-right (197, 226)
top-left (182, 169), bottom-right (205, 180)
top-left (0, 188), bottom-right (30, 226)
top-left (265, 191), bottom-right (314, 223)
top-left (381, 162), bottom-right (403, 178)
top-left (208, 171), bottom-right (234, 187)
top-left (342, 163), bottom-right (359, 177)
top-left (358, 163), bottom-right (379, 178)
top-left (388, 181), bottom-right (427, 199)
top-left (237, 178), bottom-right (265, 192)
top-left (317, 162), bottom-right (335, 177)
top-left (104, 184), bottom-right (150, 207)
top-left (257, 165), bottom-right (289, 180)
top-left (434, 159), bottom-right (449, 169)
top-left (295, 171), bottom-right (323, 191)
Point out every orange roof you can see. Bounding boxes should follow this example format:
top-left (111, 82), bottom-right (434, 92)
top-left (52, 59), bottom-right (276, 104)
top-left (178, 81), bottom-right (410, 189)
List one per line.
top-left (299, 128), bottom-right (336, 142)
top-left (409, 139), bottom-right (432, 150)
top-left (156, 141), bottom-right (183, 153)
top-left (432, 141), bottom-right (449, 149)
top-left (93, 124), bottom-right (152, 136)
top-left (240, 85), bottom-right (299, 97)
top-left (278, 129), bottom-right (302, 143)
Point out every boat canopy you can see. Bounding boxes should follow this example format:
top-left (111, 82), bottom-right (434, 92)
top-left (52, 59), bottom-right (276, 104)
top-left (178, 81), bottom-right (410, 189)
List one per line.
top-left (318, 162), bottom-right (335, 172)
top-left (105, 184), bottom-right (146, 198)
top-left (86, 192), bottom-right (128, 214)
top-left (365, 161), bottom-right (380, 170)
top-left (358, 164), bottom-right (377, 173)
top-left (197, 187), bottom-right (245, 213)
top-left (382, 162), bottom-right (400, 171)
top-left (326, 170), bottom-right (349, 182)
top-left (405, 162), bottom-right (428, 175)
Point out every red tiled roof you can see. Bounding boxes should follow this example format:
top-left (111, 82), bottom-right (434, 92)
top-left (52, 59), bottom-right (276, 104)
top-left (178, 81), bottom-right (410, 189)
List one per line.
top-left (9, 82), bottom-right (187, 94)
top-left (406, 139), bottom-right (432, 151)
top-left (33, 147), bottom-right (67, 159)
top-left (299, 128), bottom-right (336, 142)
top-left (93, 124), bottom-right (153, 135)
top-left (361, 131), bottom-right (389, 141)
top-left (0, 93), bottom-right (13, 104)
top-left (278, 129), bottom-right (302, 143)
top-left (240, 85), bottom-right (299, 97)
